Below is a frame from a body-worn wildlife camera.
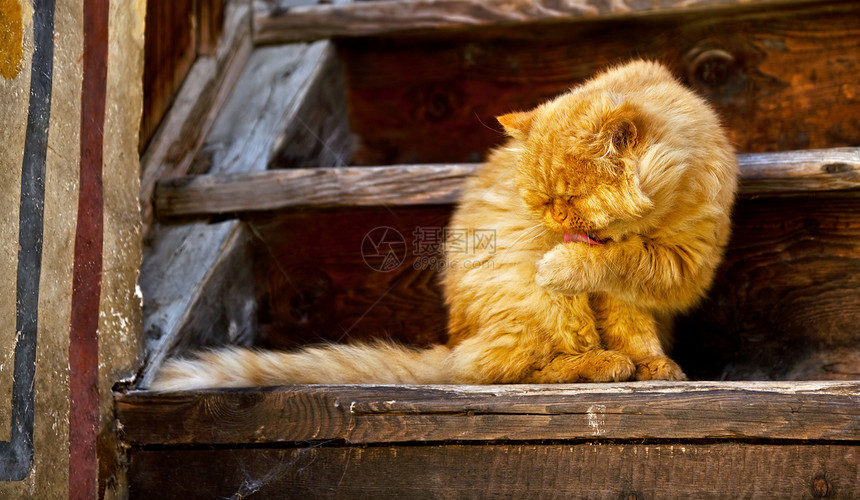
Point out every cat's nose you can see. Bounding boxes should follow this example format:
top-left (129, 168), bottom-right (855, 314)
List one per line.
top-left (550, 199), bottom-right (568, 223)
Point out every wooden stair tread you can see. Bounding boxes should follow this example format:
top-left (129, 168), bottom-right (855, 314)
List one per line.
top-left (153, 147), bottom-right (860, 219)
top-left (253, 0), bottom-right (821, 44)
top-left (117, 381), bottom-right (860, 446)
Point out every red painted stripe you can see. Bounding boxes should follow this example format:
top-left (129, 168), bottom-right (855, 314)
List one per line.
top-left (70, 0), bottom-right (109, 498)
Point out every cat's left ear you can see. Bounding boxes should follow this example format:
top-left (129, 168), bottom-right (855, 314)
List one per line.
top-left (497, 110), bottom-right (535, 140)
top-left (600, 108), bottom-right (638, 156)
top-left (599, 98), bottom-right (641, 156)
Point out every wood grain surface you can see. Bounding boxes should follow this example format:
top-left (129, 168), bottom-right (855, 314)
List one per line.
top-left (192, 41), bottom-right (331, 177)
top-left (252, 0), bottom-right (819, 44)
top-left (127, 442), bottom-right (859, 498)
top-left (155, 164), bottom-right (478, 217)
top-left (267, 45), bottom-right (353, 170)
top-left (153, 149), bottom-right (860, 218)
top-left (139, 42), bottom-right (342, 383)
top-left (673, 195), bottom-right (860, 380)
top-left (116, 381), bottom-right (860, 445)
top-left (141, 0), bottom-right (197, 152)
top-left (247, 208), bottom-right (451, 350)
top-left (138, 221), bottom-right (255, 388)
top-left (139, 2), bottom-right (252, 236)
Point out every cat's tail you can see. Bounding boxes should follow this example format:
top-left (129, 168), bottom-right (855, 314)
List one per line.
top-left (148, 340), bottom-right (453, 391)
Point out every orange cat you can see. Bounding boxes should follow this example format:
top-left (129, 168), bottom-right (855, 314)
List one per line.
top-left (151, 60), bottom-right (737, 390)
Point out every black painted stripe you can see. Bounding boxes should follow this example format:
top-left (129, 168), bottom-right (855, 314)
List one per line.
top-left (0, 0), bottom-right (55, 482)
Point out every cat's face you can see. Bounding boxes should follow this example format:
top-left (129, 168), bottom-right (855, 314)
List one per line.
top-left (500, 92), bottom-right (654, 244)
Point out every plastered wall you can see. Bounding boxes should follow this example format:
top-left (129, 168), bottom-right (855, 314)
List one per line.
top-left (0, 0), bottom-right (145, 497)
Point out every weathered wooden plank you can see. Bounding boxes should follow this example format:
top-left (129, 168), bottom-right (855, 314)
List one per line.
top-left (738, 148), bottom-right (860, 196)
top-left (197, 40), bottom-right (331, 176)
top-left (267, 46), bottom-right (353, 169)
top-left (141, 0), bottom-right (197, 152)
top-left (195, 37), bottom-right (353, 173)
top-left (153, 148), bottom-right (860, 218)
top-left (155, 164), bottom-right (477, 217)
top-left (138, 221), bottom-right (256, 388)
top-left (252, 0), bottom-right (820, 44)
top-left (128, 443), bottom-right (860, 499)
top-left (196, 0), bottom-right (226, 57)
top-left (115, 382), bottom-right (860, 446)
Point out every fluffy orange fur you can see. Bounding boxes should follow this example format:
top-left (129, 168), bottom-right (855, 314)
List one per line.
top-left (151, 60), bottom-right (737, 390)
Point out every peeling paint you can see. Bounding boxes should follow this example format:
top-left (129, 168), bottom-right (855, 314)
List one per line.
top-left (587, 404), bottom-right (606, 436)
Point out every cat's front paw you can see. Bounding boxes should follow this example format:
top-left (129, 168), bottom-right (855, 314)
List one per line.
top-left (634, 356), bottom-right (687, 381)
top-left (535, 244), bottom-right (590, 294)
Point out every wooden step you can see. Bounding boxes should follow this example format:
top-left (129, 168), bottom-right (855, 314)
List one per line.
top-left (118, 381), bottom-right (860, 446)
top-left (153, 148), bottom-right (860, 219)
top-left (252, 0), bottom-right (821, 44)
top-left (118, 381), bottom-right (860, 497)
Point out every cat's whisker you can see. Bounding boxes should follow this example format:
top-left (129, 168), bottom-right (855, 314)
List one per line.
top-left (599, 253), bottom-right (621, 281)
top-left (518, 231), bottom-right (548, 247)
top-left (502, 224), bottom-right (546, 251)
top-left (493, 224), bottom-right (547, 263)
top-left (508, 224), bottom-right (545, 247)
top-left (474, 112), bottom-right (507, 136)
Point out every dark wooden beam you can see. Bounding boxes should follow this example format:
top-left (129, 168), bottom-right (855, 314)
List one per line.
top-left (152, 148), bottom-right (860, 219)
top-left (116, 381), bottom-right (860, 446)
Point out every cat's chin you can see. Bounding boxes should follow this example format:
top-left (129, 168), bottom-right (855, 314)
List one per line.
top-left (563, 232), bottom-right (606, 245)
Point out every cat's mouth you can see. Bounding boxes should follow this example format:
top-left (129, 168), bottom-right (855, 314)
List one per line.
top-left (563, 232), bottom-right (606, 245)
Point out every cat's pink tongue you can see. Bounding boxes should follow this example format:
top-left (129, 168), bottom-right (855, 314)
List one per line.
top-left (564, 232), bottom-right (604, 245)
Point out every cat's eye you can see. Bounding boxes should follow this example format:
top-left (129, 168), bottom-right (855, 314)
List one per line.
top-left (522, 189), bottom-right (552, 207)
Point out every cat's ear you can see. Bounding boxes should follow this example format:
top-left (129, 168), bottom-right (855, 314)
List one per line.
top-left (497, 110), bottom-right (535, 139)
top-left (601, 115), bottom-right (638, 156)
